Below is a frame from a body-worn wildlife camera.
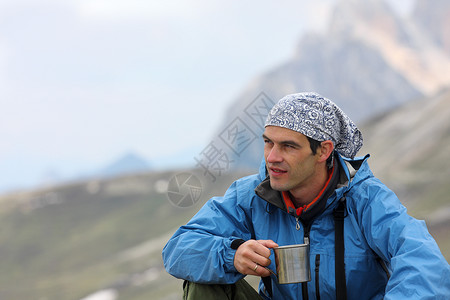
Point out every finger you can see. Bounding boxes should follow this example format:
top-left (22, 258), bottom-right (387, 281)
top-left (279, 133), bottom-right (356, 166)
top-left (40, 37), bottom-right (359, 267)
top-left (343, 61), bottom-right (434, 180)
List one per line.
top-left (259, 266), bottom-right (272, 277)
top-left (239, 249), bottom-right (271, 269)
top-left (249, 264), bottom-right (272, 277)
top-left (245, 244), bottom-right (272, 266)
top-left (250, 263), bottom-right (259, 273)
top-left (247, 240), bottom-right (271, 257)
top-left (252, 253), bottom-right (272, 268)
top-left (257, 240), bottom-right (279, 249)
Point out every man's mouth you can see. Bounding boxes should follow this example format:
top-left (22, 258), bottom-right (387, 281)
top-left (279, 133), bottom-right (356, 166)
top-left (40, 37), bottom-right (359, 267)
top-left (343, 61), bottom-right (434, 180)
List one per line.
top-left (269, 167), bottom-right (287, 176)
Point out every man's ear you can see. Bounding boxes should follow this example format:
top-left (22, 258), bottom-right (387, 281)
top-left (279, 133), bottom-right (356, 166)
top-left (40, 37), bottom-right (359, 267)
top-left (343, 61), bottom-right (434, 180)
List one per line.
top-left (318, 140), bottom-right (334, 163)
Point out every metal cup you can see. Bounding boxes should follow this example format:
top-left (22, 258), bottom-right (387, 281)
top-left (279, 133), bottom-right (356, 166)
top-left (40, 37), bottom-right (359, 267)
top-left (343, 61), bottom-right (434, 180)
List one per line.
top-left (270, 243), bottom-right (311, 284)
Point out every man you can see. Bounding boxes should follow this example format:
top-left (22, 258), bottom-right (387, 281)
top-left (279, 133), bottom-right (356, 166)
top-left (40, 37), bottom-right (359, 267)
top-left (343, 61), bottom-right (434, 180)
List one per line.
top-left (162, 92), bottom-right (450, 299)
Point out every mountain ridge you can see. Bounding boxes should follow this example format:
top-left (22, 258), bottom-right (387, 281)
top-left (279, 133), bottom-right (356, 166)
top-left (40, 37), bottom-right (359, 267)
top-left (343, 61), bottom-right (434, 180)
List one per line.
top-left (214, 0), bottom-right (450, 171)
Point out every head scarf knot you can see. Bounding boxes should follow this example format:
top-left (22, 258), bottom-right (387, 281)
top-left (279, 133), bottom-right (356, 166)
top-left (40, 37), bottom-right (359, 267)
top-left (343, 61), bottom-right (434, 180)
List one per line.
top-left (265, 92), bottom-right (363, 158)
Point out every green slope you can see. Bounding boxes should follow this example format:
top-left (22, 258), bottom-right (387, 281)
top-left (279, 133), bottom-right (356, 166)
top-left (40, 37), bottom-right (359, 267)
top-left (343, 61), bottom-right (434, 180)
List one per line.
top-left (0, 169), bottom-right (252, 299)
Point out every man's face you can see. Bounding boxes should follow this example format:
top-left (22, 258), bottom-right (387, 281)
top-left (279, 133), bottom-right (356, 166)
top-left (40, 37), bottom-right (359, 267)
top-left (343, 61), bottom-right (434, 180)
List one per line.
top-left (263, 126), bottom-right (322, 194)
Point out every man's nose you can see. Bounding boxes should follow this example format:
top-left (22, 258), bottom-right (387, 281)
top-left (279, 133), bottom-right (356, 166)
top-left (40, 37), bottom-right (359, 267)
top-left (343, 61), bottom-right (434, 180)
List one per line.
top-left (266, 146), bottom-right (283, 163)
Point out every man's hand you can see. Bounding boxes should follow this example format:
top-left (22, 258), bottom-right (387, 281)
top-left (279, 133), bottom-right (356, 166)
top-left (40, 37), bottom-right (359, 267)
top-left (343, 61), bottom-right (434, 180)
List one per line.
top-left (234, 239), bottom-right (278, 277)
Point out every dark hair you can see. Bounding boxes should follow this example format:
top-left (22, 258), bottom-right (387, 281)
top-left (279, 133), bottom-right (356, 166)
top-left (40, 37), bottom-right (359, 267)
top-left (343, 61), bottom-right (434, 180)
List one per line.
top-left (307, 136), bottom-right (334, 167)
top-left (307, 136), bottom-right (322, 155)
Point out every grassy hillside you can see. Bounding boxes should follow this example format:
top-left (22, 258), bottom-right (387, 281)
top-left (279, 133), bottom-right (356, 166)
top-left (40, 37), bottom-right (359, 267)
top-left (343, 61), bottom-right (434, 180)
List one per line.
top-left (0, 169), bottom-right (252, 300)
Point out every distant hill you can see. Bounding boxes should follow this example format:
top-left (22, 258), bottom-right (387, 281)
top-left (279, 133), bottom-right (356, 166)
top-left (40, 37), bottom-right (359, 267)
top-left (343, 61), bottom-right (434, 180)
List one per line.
top-left (211, 0), bottom-right (450, 170)
top-left (99, 152), bottom-right (152, 178)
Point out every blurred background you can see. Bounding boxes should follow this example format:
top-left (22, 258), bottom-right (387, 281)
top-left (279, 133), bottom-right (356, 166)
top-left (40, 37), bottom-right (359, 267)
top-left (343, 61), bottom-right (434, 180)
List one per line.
top-left (1, 0), bottom-right (449, 299)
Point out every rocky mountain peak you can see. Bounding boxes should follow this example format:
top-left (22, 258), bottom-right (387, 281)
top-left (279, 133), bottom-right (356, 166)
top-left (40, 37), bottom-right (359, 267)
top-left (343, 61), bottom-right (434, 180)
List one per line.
top-left (413, 0), bottom-right (450, 56)
top-left (327, 0), bottom-right (450, 96)
top-left (329, 0), bottom-right (404, 41)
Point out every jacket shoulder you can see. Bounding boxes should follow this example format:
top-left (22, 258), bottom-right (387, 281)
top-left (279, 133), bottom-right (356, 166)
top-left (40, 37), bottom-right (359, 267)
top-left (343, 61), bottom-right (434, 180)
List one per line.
top-left (230, 173), bottom-right (263, 201)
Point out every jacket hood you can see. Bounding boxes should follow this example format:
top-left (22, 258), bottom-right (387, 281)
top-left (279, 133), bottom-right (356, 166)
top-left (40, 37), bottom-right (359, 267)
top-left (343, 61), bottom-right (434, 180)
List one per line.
top-left (258, 157), bottom-right (268, 180)
top-left (338, 154), bottom-right (372, 188)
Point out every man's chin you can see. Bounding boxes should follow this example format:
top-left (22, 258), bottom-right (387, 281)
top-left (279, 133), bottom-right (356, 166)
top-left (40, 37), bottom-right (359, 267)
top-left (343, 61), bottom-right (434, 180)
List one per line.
top-left (269, 181), bottom-right (289, 192)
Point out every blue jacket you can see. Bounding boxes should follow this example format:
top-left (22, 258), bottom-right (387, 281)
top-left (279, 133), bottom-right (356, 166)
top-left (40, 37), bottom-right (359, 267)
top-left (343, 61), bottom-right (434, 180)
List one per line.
top-left (162, 154), bottom-right (450, 299)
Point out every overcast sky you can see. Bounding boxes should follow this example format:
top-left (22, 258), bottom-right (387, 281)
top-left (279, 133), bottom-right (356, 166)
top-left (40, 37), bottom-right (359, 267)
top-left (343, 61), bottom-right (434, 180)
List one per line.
top-left (0, 0), bottom-right (414, 192)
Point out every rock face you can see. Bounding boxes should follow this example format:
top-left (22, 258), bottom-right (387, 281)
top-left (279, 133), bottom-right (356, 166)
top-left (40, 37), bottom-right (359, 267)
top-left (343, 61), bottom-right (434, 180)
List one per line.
top-left (211, 0), bottom-right (450, 170)
top-left (361, 88), bottom-right (450, 185)
top-left (413, 0), bottom-right (450, 56)
top-left (360, 87), bottom-right (450, 228)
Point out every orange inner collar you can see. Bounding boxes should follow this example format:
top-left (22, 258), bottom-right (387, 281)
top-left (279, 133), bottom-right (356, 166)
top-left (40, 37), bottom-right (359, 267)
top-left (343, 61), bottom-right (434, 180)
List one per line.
top-left (282, 165), bottom-right (334, 217)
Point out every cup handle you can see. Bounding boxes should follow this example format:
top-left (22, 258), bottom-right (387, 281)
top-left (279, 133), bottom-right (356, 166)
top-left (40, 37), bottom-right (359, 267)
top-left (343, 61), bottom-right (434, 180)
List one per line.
top-left (264, 266), bottom-right (277, 277)
top-left (263, 247), bottom-right (277, 277)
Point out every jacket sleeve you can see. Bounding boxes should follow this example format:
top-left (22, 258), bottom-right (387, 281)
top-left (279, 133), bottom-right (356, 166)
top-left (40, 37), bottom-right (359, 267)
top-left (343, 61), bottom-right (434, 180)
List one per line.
top-left (355, 178), bottom-right (450, 299)
top-left (162, 179), bottom-right (255, 284)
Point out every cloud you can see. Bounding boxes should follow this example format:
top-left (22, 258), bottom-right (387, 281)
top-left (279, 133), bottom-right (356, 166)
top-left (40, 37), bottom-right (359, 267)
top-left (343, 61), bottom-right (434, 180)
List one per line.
top-left (76, 0), bottom-right (216, 21)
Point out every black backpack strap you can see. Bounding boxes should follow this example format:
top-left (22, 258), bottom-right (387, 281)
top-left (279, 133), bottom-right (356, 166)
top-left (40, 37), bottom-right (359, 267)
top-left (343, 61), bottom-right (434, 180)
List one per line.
top-left (261, 276), bottom-right (272, 298)
top-left (334, 196), bottom-right (347, 300)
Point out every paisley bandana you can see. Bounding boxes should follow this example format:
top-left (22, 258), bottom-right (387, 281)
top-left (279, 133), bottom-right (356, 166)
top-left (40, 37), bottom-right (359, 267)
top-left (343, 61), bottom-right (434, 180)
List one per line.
top-left (265, 92), bottom-right (363, 158)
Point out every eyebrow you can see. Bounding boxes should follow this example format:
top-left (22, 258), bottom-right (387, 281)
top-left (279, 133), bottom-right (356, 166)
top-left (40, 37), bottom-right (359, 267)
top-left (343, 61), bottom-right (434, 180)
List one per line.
top-left (262, 134), bottom-right (302, 148)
